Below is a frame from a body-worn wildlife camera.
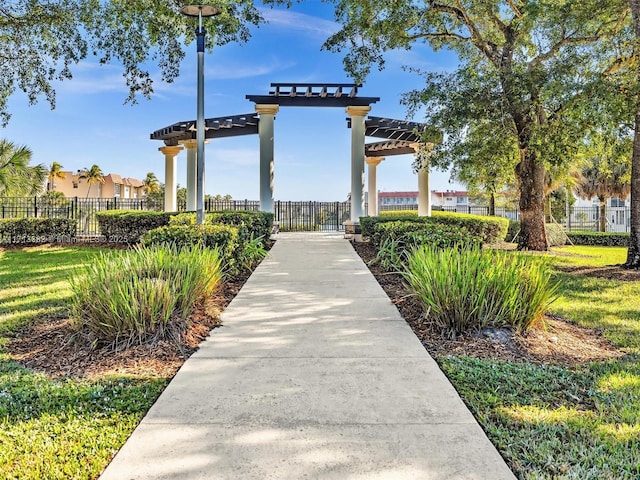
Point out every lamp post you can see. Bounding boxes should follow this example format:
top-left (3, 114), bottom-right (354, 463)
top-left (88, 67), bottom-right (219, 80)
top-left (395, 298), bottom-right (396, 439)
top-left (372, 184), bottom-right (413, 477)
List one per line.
top-left (180, 4), bottom-right (221, 224)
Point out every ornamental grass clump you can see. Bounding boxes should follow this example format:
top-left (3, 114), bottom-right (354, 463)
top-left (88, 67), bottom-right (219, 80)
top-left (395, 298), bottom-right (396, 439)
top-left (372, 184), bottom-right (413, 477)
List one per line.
top-left (403, 246), bottom-right (559, 338)
top-left (70, 244), bottom-right (223, 348)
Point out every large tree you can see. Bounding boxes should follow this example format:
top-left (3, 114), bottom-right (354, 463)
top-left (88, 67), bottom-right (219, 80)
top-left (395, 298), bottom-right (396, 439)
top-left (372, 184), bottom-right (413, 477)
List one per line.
top-left (319, 0), bottom-right (629, 250)
top-left (0, 1), bottom-right (262, 126)
top-left (628, 0), bottom-right (640, 267)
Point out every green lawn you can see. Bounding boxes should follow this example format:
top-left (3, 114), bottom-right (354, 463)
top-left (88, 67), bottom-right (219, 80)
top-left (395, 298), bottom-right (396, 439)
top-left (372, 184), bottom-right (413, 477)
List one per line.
top-left (440, 245), bottom-right (640, 479)
top-left (0, 246), bottom-right (167, 480)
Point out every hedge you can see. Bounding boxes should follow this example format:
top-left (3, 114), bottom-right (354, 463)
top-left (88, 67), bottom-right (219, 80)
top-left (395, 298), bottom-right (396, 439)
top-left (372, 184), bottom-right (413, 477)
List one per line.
top-left (361, 211), bottom-right (508, 245)
top-left (141, 224), bottom-right (239, 262)
top-left (0, 218), bottom-right (77, 244)
top-left (373, 220), bottom-right (483, 250)
top-left (208, 211), bottom-right (274, 245)
top-left (567, 231), bottom-right (630, 246)
top-left (96, 210), bottom-right (173, 243)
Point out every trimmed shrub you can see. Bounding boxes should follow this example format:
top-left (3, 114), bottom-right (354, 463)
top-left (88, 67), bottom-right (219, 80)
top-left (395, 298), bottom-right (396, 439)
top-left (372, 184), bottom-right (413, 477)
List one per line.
top-left (208, 211), bottom-right (274, 245)
top-left (567, 231), bottom-right (630, 246)
top-left (404, 246), bottom-right (559, 338)
top-left (508, 221), bottom-right (568, 247)
top-left (373, 221), bottom-right (483, 250)
top-left (96, 210), bottom-right (173, 243)
top-left (70, 245), bottom-right (223, 347)
top-left (141, 223), bottom-right (239, 261)
top-left (362, 212), bottom-right (507, 246)
top-left (430, 211), bottom-right (508, 243)
top-left (380, 210), bottom-right (418, 217)
top-left (0, 218), bottom-right (77, 244)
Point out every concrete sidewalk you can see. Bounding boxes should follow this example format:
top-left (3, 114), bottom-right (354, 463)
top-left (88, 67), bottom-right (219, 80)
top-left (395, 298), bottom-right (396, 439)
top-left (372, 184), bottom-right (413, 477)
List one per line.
top-left (100, 232), bottom-right (515, 480)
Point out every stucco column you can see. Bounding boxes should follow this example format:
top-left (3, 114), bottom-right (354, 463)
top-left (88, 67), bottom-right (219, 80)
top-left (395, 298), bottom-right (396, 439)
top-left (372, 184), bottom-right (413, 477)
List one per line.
top-left (412, 143), bottom-right (432, 217)
top-left (159, 145), bottom-right (183, 212)
top-left (347, 105), bottom-right (371, 223)
top-left (256, 104), bottom-right (279, 213)
top-left (181, 139), bottom-right (210, 212)
top-left (366, 156), bottom-right (384, 217)
top-left (182, 140), bottom-right (198, 212)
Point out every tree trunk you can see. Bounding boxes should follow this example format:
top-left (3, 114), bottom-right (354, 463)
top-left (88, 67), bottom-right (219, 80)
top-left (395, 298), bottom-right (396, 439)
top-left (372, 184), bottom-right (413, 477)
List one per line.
top-left (627, 0), bottom-right (640, 268)
top-left (516, 150), bottom-right (548, 250)
top-left (489, 192), bottom-right (496, 216)
top-left (599, 197), bottom-right (607, 232)
top-left (627, 111), bottom-right (640, 266)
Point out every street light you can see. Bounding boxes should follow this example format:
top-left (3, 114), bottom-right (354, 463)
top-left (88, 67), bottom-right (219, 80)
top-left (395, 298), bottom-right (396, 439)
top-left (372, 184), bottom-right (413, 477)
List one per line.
top-left (180, 4), bottom-right (222, 224)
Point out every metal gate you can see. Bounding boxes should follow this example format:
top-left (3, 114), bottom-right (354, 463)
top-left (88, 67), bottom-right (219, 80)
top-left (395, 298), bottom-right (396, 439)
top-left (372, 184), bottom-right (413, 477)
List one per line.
top-left (274, 201), bottom-right (351, 232)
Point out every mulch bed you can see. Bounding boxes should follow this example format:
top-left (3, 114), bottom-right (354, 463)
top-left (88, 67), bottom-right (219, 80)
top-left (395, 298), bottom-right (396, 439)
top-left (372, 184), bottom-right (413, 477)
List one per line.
top-left (6, 240), bottom-right (633, 378)
top-left (7, 263), bottom-right (252, 379)
top-left (351, 241), bottom-right (627, 367)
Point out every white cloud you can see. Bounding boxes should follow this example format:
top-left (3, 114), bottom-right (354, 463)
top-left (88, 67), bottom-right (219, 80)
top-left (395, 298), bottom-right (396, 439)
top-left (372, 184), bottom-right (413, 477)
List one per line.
top-left (210, 148), bottom-right (258, 168)
top-left (204, 57), bottom-right (296, 80)
top-left (259, 7), bottom-right (339, 39)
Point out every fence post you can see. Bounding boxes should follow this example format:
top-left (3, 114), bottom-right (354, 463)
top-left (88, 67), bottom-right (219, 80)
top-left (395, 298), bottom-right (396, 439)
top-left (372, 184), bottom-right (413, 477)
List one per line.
top-left (33, 196), bottom-right (38, 218)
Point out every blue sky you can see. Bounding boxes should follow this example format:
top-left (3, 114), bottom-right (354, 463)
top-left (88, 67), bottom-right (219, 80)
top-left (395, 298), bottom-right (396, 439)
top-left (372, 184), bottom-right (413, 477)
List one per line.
top-left (3, 1), bottom-right (463, 201)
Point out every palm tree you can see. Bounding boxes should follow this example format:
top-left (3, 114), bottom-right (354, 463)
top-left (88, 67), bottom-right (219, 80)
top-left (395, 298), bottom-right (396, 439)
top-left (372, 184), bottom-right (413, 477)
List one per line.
top-left (0, 139), bottom-right (47, 196)
top-left (79, 164), bottom-right (104, 198)
top-left (48, 162), bottom-right (66, 191)
top-left (142, 172), bottom-right (160, 196)
top-left (575, 158), bottom-right (631, 232)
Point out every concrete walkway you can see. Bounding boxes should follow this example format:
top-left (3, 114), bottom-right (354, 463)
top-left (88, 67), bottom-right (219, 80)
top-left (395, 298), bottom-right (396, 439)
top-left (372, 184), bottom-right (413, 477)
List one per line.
top-left (100, 232), bottom-right (515, 480)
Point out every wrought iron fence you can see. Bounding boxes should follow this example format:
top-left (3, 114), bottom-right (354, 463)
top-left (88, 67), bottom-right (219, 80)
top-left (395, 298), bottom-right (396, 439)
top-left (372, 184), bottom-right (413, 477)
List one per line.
top-left (0, 196), bottom-right (631, 236)
top-left (0, 197), bottom-right (353, 236)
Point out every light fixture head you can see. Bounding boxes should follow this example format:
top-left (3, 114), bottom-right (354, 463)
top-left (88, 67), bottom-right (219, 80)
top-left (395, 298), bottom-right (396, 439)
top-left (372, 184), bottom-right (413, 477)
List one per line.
top-left (179, 4), bottom-right (222, 17)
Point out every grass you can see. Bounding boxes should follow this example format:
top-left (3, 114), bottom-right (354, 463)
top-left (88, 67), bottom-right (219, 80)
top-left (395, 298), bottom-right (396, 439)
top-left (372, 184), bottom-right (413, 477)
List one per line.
top-left (438, 244), bottom-right (640, 479)
top-left (0, 246), bottom-right (168, 479)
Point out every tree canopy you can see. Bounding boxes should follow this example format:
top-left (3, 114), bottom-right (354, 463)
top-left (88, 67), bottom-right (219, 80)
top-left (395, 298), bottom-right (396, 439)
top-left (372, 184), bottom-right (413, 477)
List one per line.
top-left (0, 0), bottom-right (263, 126)
top-left (317, 0), bottom-right (631, 249)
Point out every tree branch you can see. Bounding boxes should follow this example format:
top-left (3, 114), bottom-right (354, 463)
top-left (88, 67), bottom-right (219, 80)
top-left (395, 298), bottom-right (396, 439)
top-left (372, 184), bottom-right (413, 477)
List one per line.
top-left (406, 31), bottom-right (470, 42)
top-left (428, 0), bottom-right (499, 63)
top-left (506, 0), bottom-right (524, 18)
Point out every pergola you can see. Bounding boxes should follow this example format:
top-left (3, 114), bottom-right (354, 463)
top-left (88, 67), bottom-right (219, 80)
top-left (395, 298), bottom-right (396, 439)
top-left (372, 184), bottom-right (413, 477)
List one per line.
top-left (150, 82), bottom-right (435, 221)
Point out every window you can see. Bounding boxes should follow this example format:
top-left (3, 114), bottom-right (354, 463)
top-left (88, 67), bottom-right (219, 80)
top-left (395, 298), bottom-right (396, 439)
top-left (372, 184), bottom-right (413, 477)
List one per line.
top-left (457, 196), bottom-right (466, 204)
top-left (114, 184), bottom-right (121, 196)
top-left (73, 182), bottom-right (78, 189)
top-left (610, 197), bottom-right (625, 208)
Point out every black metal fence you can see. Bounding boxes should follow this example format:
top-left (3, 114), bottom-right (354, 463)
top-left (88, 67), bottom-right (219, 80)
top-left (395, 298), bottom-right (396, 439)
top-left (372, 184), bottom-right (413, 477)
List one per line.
top-left (0, 197), bottom-right (352, 236)
top-left (0, 196), bottom-right (632, 236)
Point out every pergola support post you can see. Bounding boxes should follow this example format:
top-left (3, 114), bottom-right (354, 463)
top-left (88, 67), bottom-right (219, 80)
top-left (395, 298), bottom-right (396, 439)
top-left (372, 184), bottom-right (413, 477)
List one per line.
top-left (412, 143), bottom-right (433, 217)
top-left (256, 104), bottom-right (279, 213)
top-left (158, 145), bottom-right (183, 212)
top-left (365, 156), bottom-right (384, 217)
top-left (347, 105), bottom-right (371, 224)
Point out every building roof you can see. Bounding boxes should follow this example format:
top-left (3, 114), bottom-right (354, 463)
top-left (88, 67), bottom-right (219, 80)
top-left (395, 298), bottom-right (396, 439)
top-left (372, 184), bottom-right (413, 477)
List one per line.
top-left (432, 190), bottom-right (469, 197)
top-left (378, 191), bottom-right (419, 198)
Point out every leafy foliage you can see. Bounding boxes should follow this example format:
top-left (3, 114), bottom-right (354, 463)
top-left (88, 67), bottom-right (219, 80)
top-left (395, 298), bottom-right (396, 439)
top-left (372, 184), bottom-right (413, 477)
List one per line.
top-left (404, 246), bottom-right (560, 338)
top-left (0, 218), bottom-right (76, 244)
top-left (567, 231), bottom-right (631, 246)
top-left (0, 140), bottom-right (46, 196)
top-left (361, 211), bottom-right (508, 246)
top-left (70, 245), bottom-right (223, 347)
top-left (95, 210), bottom-right (173, 243)
top-left (208, 210), bottom-right (274, 246)
top-left (0, 1), bottom-right (263, 125)
top-left (316, 0), bottom-right (632, 250)
top-left (141, 223), bottom-right (239, 264)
